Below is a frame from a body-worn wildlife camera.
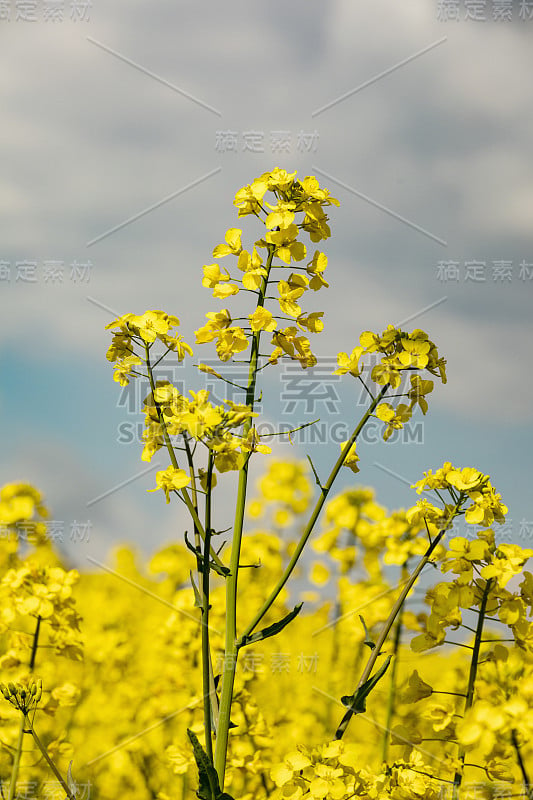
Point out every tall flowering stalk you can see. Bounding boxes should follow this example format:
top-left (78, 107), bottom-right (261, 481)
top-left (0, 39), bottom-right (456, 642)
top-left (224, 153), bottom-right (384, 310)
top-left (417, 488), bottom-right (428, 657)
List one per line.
top-left (381, 466), bottom-right (532, 796)
top-left (105, 168), bottom-right (448, 797)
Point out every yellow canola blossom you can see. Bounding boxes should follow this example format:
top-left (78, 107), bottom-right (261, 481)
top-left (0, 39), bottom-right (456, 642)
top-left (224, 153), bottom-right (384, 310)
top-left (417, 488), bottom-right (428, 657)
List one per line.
top-left (196, 169), bottom-right (338, 369)
top-left (148, 466), bottom-right (191, 503)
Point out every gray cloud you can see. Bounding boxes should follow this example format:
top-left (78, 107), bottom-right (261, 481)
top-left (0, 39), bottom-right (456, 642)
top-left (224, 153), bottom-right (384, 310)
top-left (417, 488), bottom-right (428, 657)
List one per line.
top-left (1, 1), bottom-right (532, 554)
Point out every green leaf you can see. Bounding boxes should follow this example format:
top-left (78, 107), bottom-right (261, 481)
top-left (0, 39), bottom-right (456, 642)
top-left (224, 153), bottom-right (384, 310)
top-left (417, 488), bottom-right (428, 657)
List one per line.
top-left (187, 729), bottom-right (235, 800)
top-left (67, 761), bottom-right (78, 799)
top-left (359, 614), bottom-right (375, 650)
top-left (212, 675), bottom-right (237, 730)
top-left (189, 571), bottom-right (203, 609)
top-left (209, 559), bottom-right (231, 578)
top-left (184, 531), bottom-right (200, 557)
top-left (239, 603), bottom-right (303, 648)
top-left (341, 655), bottom-right (392, 714)
top-left (184, 532), bottom-right (230, 577)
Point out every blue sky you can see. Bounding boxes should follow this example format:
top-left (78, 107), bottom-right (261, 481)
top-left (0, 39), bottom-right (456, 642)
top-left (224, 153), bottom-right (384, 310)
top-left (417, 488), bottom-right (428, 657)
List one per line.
top-left (1, 1), bottom-right (532, 571)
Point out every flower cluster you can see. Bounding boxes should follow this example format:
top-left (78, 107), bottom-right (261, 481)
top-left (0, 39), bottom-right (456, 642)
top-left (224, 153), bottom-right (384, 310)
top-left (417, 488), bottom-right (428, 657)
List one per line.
top-left (0, 678), bottom-right (42, 714)
top-left (411, 528), bottom-right (532, 655)
top-left (270, 739), bottom-right (371, 799)
top-left (105, 310), bottom-right (193, 386)
top-left (0, 482), bottom-right (49, 546)
top-left (1, 561), bottom-right (83, 660)
top-left (196, 169), bottom-right (339, 368)
top-left (270, 740), bottom-right (445, 799)
top-left (141, 384), bottom-right (270, 476)
top-left (104, 172), bottom-right (341, 511)
top-left (335, 326), bottom-right (446, 442)
top-left (410, 463), bottom-right (509, 528)
top-left (396, 640), bottom-right (533, 789)
top-left (456, 645), bottom-right (533, 775)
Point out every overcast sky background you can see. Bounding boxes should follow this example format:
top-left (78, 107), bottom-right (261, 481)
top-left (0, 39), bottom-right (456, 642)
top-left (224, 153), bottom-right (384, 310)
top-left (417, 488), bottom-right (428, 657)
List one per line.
top-left (1, 1), bottom-right (532, 579)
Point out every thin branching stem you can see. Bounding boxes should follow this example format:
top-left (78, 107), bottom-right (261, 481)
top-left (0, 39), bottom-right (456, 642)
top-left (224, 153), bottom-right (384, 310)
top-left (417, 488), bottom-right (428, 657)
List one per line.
top-left (144, 347), bottom-right (225, 571)
top-left (452, 578), bottom-right (492, 798)
top-left (335, 499), bottom-right (464, 739)
top-left (381, 563), bottom-right (407, 762)
top-left (240, 383), bottom-right (391, 645)
top-left (201, 453), bottom-right (215, 763)
top-left (214, 242), bottom-right (276, 787)
top-left (24, 717), bottom-right (76, 800)
top-left (511, 729), bottom-right (532, 800)
top-left (7, 616), bottom-right (41, 800)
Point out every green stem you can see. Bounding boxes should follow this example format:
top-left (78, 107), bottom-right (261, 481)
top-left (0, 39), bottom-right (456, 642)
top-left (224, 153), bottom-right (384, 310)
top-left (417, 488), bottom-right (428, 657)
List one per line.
top-left (7, 721), bottom-right (25, 800)
top-left (183, 434), bottom-right (201, 553)
top-left (201, 453), bottom-right (214, 765)
top-left (144, 347), bottom-right (225, 571)
top-left (214, 244), bottom-right (276, 788)
top-left (326, 601), bottom-right (342, 732)
top-left (240, 383), bottom-right (390, 644)
top-left (147, 363), bottom-right (219, 771)
top-left (335, 501), bottom-right (463, 739)
top-left (29, 616), bottom-right (40, 670)
top-left (145, 350), bottom-right (221, 783)
top-left (511, 729), bottom-right (532, 799)
top-left (24, 716), bottom-right (76, 800)
top-left (452, 578), bottom-right (492, 798)
top-left (381, 565), bottom-right (407, 762)
top-left (183, 432), bottom-right (218, 757)
top-left (8, 616), bottom-right (41, 800)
